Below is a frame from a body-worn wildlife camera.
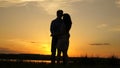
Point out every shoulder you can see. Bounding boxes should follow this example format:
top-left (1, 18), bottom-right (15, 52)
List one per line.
top-left (52, 19), bottom-right (57, 23)
top-left (51, 19), bottom-right (56, 25)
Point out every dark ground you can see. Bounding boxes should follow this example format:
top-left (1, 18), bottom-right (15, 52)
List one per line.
top-left (0, 54), bottom-right (120, 68)
top-left (0, 61), bottom-right (120, 68)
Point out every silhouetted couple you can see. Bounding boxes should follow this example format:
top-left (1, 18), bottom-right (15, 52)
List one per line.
top-left (50, 10), bottom-right (72, 65)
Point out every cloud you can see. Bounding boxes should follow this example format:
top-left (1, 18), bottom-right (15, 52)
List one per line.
top-left (97, 24), bottom-right (108, 29)
top-left (0, 0), bottom-right (93, 15)
top-left (0, 0), bottom-right (41, 7)
top-left (109, 25), bottom-right (120, 32)
top-left (0, 0), bottom-right (108, 15)
top-left (116, 0), bottom-right (120, 3)
top-left (0, 39), bottom-right (50, 54)
top-left (0, 0), bottom-right (83, 8)
top-left (115, 0), bottom-right (120, 7)
top-left (0, 47), bottom-right (18, 54)
top-left (31, 41), bottom-right (37, 43)
top-left (97, 24), bottom-right (120, 32)
top-left (90, 43), bottom-right (110, 46)
top-left (36, 0), bottom-right (83, 15)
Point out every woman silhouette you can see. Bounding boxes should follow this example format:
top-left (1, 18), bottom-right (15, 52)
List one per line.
top-left (56, 13), bottom-right (72, 65)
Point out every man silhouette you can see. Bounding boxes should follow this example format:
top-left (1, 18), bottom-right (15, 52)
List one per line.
top-left (50, 10), bottom-right (63, 64)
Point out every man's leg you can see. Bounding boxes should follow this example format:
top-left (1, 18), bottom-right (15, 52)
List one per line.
top-left (51, 37), bottom-right (57, 64)
top-left (51, 51), bottom-right (56, 64)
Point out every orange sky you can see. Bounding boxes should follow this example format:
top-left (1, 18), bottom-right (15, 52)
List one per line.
top-left (0, 0), bottom-right (120, 58)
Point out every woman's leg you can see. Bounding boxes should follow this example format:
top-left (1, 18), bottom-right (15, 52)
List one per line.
top-left (57, 49), bottom-right (61, 64)
top-left (63, 50), bottom-right (68, 65)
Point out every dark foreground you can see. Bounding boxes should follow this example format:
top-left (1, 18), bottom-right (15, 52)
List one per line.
top-left (0, 54), bottom-right (120, 68)
top-left (0, 61), bottom-right (120, 68)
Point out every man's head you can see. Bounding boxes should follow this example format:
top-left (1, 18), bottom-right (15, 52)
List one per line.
top-left (56, 10), bottom-right (63, 18)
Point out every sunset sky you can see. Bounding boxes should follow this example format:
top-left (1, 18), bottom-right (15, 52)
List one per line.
top-left (0, 0), bottom-right (120, 58)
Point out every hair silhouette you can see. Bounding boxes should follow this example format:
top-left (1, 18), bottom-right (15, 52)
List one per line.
top-left (63, 13), bottom-right (72, 33)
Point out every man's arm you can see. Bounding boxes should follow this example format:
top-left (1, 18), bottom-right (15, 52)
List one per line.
top-left (50, 21), bottom-right (54, 36)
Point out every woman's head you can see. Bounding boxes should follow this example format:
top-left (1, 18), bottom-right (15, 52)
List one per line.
top-left (63, 13), bottom-right (72, 24)
top-left (63, 13), bottom-right (72, 32)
